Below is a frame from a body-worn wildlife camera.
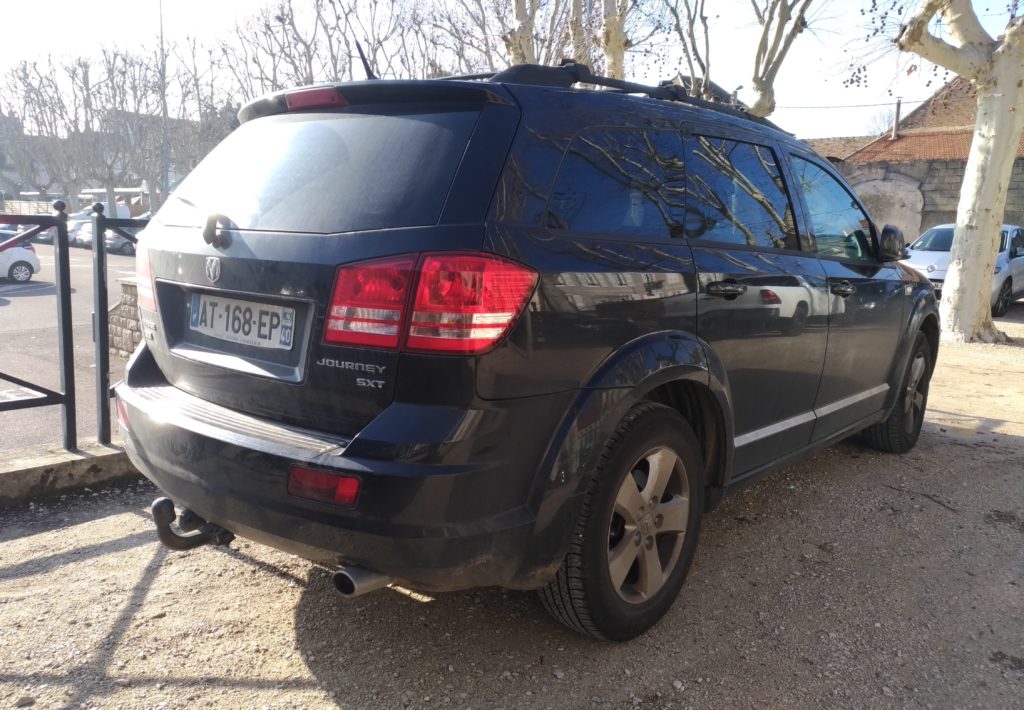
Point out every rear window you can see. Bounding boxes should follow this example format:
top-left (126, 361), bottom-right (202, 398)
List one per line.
top-left (157, 107), bottom-right (479, 234)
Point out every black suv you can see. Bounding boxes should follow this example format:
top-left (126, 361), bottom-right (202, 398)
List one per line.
top-left (117, 63), bottom-right (939, 640)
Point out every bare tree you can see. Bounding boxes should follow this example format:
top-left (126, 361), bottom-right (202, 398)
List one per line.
top-left (748, 0), bottom-right (814, 116)
top-left (663, 0), bottom-right (817, 116)
top-left (888, 0), bottom-right (1024, 342)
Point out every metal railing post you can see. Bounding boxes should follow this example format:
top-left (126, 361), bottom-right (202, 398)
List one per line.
top-left (53, 201), bottom-right (77, 450)
top-left (92, 202), bottom-right (111, 445)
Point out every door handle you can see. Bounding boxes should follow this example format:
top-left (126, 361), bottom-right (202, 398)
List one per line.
top-left (830, 280), bottom-right (856, 297)
top-left (705, 281), bottom-right (748, 299)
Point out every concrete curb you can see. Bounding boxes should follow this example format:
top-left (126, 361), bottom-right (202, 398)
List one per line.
top-left (0, 442), bottom-right (141, 506)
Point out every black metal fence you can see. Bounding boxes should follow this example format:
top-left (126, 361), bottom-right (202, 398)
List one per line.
top-left (0, 203), bottom-right (77, 449)
top-left (0, 201), bottom-right (149, 450)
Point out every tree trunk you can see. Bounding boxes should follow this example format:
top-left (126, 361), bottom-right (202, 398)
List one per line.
top-left (105, 185), bottom-right (118, 218)
top-left (570, 0), bottom-right (587, 63)
top-left (63, 182), bottom-right (81, 211)
top-left (941, 58), bottom-right (1024, 342)
top-left (602, 0), bottom-right (626, 79)
top-left (748, 77), bottom-right (775, 116)
top-left (504, 0), bottom-right (538, 65)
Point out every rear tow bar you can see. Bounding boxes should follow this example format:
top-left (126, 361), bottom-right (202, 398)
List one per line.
top-left (150, 497), bottom-right (235, 551)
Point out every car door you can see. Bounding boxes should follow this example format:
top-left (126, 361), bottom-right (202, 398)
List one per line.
top-left (1010, 228), bottom-right (1024, 298)
top-left (685, 134), bottom-right (829, 476)
top-left (786, 154), bottom-right (906, 440)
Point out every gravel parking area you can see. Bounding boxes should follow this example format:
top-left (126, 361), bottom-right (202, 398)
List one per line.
top-left (2, 309), bottom-right (1023, 709)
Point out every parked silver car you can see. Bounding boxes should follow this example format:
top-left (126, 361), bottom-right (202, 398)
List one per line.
top-left (904, 223), bottom-right (1024, 316)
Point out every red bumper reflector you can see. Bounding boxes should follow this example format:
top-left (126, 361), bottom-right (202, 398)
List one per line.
top-left (288, 466), bottom-right (360, 506)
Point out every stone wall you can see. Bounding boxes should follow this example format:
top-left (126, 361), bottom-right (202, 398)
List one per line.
top-left (838, 158), bottom-right (1024, 238)
top-left (109, 280), bottom-right (141, 359)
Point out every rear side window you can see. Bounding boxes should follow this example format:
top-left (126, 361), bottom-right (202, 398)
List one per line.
top-left (157, 107), bottom-right (479, 234)
top-left (684, 137), bottom-right (798, 250)
top-left (546, 129), bottom-right (687, 239)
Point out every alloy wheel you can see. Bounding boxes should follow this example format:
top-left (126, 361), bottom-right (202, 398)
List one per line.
top-left (607, 446), bottom-right (689, 603)
top-left (10, 264), bottom-right (31, 282)
top-left (903, 353), bottom-right (927, 436)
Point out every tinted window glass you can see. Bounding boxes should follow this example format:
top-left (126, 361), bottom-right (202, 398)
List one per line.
top-left (546, 129), bottom-right (687, 239)
top-left (684, 137), bottom-right (798, 249)
top-left (791, 156), bottom-right (874, 261)
top-left (156, 108), bottom-right (479, 234)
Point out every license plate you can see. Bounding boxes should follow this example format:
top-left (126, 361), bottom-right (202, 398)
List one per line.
top-left (189, 293), bottom-right (295, 350)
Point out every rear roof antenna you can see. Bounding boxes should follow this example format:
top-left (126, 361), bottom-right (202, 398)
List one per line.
top-left (355, 40), bottom-right (378, 80)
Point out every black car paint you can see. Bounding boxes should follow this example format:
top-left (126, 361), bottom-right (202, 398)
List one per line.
top-left (119, 78), bottom-right (939, 591)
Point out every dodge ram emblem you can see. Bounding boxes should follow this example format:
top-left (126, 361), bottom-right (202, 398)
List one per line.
top-left (205, 256), bottom-right (222, 283)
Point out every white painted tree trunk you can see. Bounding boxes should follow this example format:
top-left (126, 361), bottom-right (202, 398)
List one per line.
top-left (569, 0), bottom-right (588, 63)
top-left (602, 0), bottom-right (627, 79)
top-left (942, 62), bottom-right (1024, 342)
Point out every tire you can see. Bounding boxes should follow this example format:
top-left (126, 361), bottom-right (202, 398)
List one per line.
top-left (8, 261), bottom-right (33, 283)
top-left (120, 242), bottom-right (136, 256)
top-left (539, 402), bottom-right (704, 641)
top-left (992, 278), bottom-right (1012, 317)
top-left (780, 301), bottom-right (809, 337)
top-left (861, 331), bottom-right (932, 454)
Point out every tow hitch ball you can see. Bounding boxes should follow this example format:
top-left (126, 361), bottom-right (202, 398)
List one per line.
top-left (150, 497), bottom-right (235, 551)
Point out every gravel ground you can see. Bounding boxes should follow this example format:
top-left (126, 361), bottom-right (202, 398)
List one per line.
top-left (1, 309), bottom-right (1023, 710)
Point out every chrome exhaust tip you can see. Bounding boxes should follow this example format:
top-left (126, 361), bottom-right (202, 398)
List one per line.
top-left (333, 565), bottom-right (394, 598)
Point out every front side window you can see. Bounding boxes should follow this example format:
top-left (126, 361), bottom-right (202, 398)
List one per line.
top-left (546, 129), bottom-right (687, 239)
top-left (791, 156), bottom-right (875, 262)
top-left (684, 137), bottom-right (798, 249)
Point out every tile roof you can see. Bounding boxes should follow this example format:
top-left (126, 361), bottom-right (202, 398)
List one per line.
top-left (803, 135), bottom-right (876, 160)
top-left (846, 125), bottom-right (1024, 164)
top-left (899, 77), bottom-right (977, 129)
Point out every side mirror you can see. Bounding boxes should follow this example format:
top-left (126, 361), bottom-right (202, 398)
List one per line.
top-left (1015, 246), bottom-right (1024, 259)
top-left (879, 224), bottom-right (907, 261)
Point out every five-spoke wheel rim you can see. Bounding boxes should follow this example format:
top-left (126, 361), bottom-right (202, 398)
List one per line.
top-left (904, 353), bottom-right (927, 436)
top-left (607, 446), bottom-right (689, 603)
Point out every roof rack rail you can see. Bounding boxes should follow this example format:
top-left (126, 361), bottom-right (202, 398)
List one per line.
top-left (460, 61), bottom-right (780, 131)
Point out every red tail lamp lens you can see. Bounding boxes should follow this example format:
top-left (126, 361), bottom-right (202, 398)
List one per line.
top-left (759, 288), bottom-right (781, 305)
top-left (325, 257), bottom-right (416, 348)
top-left (285, 88), bottom-right (348, 111)
top-left (115, 396), bottom-right (129, 430)
top-left (406, 253), bottom-right (538, 354)
top-left (288, 466), bottom-right (360, 506)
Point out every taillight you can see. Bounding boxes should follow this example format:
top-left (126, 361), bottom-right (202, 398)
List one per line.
top-left (115, 395), bottom-right (129, 430)
top-left (406, 253), bottom-right (538, 354)
top-left (288, 465), bottom-right (360, 506)
top-left (323, 252), bottom-right (538, 355)
top-left (136, 241), bottom-right (157, 311)
top-left (285, 87), bottom-right (348, 111)
top-left (325, 256), bottom-right (415, 348)
top-left (759, 288), bottom-right (781, 305)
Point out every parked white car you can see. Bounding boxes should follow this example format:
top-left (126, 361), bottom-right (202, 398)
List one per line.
top-left (904, 223), bottom-right (1024, 316)
top-left (0, 237), bottom-right (41, 282)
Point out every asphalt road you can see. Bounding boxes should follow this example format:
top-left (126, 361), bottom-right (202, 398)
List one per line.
top-left (0, 243), bottom-right (135, 454)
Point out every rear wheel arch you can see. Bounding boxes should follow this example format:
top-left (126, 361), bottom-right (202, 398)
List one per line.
top-left (641, 379), bottom-right (727, 509)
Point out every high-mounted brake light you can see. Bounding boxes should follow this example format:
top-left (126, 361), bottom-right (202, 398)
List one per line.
top-left (323, 252), bottom-right (537, 355)
top-left (136, 241), bottom-right (157, 312)
top-left (325, 256), bottom-right (415, 348)
top-left (285, 87), bottom-right (348, 111)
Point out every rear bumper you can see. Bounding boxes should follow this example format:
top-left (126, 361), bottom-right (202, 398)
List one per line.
top-left (116, 351), bottom-right (576, 591)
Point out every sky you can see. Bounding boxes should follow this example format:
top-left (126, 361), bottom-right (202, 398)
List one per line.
top-left (0, 0), bottom-right (1014, 139)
